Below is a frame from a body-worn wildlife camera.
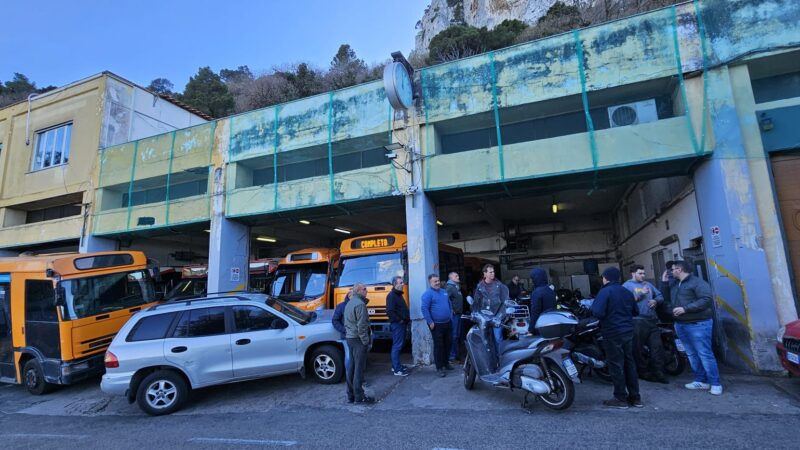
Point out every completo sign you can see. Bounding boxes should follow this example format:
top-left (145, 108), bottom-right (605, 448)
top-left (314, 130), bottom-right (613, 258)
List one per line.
top-left (352, 236), bottom-right (395, 250)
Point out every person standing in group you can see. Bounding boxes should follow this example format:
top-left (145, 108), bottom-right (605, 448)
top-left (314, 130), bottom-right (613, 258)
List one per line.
top-left (474, 264), bottom-right (510, 348)
top-left (344, 283), bottom-right (374, 404)
top-left (671, 260), bottom-right (723, 395)
top-left (623, 265), bottom-right (668, 384)
top-left (592, 267), bottom-right (642, 409)
top-left (421, 274), bottom-right (453, 377)
top-left (528, 268), bottom-right (556, 334)
top-left (386, 276), bottom-right (410, 376)
top-left (444, 272), bottom-right (464, 363)
top-left (507, 275), bottom-right (524, 302)
top-left (332, 289), bottom-right (352, 385)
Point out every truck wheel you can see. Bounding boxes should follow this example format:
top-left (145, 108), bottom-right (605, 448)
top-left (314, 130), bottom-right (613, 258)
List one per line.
top-left (309, 345), bottom-right (344, 384)
top-left (24, 359), bottom-right (55, 395)
top-left (136, 370), bottom-right (188, 416)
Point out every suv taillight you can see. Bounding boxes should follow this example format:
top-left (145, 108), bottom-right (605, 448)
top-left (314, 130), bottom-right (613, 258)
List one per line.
top-left (104, 351), bottom-right (119, 369)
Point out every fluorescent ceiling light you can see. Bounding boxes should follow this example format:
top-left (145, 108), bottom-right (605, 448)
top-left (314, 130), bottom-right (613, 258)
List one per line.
top-left (334, 228), bottom-right (351, 234)
top-left (257, 236), bottom-right (277, 243)
top-left (299, 220), bottom-right (311, 225)
top-left (436, 220), bottom-right (443, 226)
top-left (552, 203), bottom-right (558, 214)
top-left (204, 229), bottom-right (211, 233)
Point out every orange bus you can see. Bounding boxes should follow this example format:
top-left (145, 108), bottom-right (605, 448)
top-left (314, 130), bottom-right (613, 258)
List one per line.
top-left (332, 234), bottom-right (464, 339)
top-left (270, 248), bottom-right (340, 311)
top-left (0, 251), bottom-right (159, 394)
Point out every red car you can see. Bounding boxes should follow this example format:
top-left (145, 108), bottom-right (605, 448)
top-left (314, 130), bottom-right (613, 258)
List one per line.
top-left (777, 319), bottom-right (800, 376)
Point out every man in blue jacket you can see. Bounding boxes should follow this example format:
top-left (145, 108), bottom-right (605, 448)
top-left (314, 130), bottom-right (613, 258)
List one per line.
top-left (421, 274), bottom-right (453, 377)
top-left (332, 290), bottom-right (352, 386)
top-left (592, 267), bottom-right (641, 409)
top-left (528, 268), bottom-right (556, 334)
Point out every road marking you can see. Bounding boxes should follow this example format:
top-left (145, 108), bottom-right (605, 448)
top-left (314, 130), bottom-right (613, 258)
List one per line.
top-left (188, 437), bottom-right (297, 446)
top-left (432, 448), bottom-right (467, 450)
top-left (3, 433), bottom-right (89, 439)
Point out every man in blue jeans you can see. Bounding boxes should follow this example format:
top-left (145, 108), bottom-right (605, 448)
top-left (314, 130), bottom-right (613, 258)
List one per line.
top-left (421, 274), bottom-right (453, 377)
top-left (332, 290), bottom-right (352, 384)
top-left (386, 276), bottom-right (410, 376)
top-left (671, 260), bottom-right (723, 395)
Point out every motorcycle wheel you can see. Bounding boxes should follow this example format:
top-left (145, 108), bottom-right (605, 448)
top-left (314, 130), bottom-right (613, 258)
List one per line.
top-left (463, 355), bottom-right (476, 390)
top-left (591, 365), bottom-right (613, 383)
top-left (663, 349), bottom-right (686, 376)
top-left (538, 364), bottom-right (575, 410)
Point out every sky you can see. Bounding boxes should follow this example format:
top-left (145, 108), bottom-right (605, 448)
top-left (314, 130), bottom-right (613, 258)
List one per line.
top-left (0, 0), bottom-right (430, 90)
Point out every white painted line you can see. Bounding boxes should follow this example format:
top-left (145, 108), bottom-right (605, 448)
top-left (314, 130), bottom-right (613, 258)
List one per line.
top-left (3, 433), bottom-right (89, 439)
top-left (188, 437), bottom-right (297, 446)
top-left (432, 448), bottom-right (467, 450)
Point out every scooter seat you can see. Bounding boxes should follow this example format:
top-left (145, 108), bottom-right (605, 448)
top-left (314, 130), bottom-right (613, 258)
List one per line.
top-left (498, 336), bottom-right (537, 355)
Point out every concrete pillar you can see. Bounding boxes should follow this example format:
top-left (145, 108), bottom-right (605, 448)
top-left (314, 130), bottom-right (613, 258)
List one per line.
top-left (407, 191), bottom-right (439, 366)
top-left (207, 166), bottom-right (250, 293)
top-left (692, 66), bottom-right (782, 372)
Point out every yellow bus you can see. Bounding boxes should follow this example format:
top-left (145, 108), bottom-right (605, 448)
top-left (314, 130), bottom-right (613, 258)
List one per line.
top-left (0, 251), bottom-right (159, 394)
top-left (332, 234), bottom-right (464, 339)
top-left (270, 248), bottom-right (340, 311)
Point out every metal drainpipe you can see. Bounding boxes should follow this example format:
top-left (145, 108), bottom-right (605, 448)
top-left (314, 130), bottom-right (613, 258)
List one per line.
top-left (25, 93), bottom-right (39, 145)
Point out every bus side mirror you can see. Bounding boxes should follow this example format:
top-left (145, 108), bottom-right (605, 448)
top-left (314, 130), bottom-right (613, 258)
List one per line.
top-left (55, 286), bottom-right (66, 307)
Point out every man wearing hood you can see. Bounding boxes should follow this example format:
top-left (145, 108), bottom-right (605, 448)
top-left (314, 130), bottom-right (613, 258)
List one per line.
top-left (591, 267), bottom-right (641, 409)
top-left (528, 268), bottom-right (556, 334)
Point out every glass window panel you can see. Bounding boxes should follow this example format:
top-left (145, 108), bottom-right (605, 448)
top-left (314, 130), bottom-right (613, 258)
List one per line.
top-left (52, 127), bottom-right (64, 166)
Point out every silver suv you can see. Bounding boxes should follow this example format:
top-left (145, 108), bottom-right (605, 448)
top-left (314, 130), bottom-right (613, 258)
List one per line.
top-left (101, 293), bottom-right (344, 415)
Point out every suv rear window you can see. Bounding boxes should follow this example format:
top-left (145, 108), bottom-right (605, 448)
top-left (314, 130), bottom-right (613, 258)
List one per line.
top-left (127, 312), bottom-right (177, 342)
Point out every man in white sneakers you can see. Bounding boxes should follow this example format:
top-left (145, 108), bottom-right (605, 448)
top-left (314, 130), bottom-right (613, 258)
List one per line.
top-left (670, 261), bottom-right (723, 395)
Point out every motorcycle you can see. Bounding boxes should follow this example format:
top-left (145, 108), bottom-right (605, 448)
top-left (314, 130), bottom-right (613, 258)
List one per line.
top-left (641, 322), bottom-right (687, 376)
top-left (555, 296), bottom-right (611, 382)
top-left (461, 299), bottom-right (581, 411)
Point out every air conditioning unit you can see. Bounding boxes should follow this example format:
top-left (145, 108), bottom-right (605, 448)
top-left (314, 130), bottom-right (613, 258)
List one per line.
top-left (608, 99), bottom-right (658, 128)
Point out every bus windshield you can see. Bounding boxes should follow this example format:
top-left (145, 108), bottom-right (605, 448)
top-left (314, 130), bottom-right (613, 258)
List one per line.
top-left (337, 252), bottom-right (404, 287)
top-left (60, 270), bottom-right (155, 320)
top-left (271, 262), bottom-right (328, 300)
top-left (166, 278), bottom-right (208, 300)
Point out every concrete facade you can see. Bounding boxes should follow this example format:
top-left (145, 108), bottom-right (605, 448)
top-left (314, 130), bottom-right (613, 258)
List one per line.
top-left (0, 72), bottom-right (207, 253)
top-left (3, 0), bottom-right (795, 371)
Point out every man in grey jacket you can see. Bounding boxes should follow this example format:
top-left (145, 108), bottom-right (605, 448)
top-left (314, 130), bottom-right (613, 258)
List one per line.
top-left (344, 283), bottom-right (374, 404)
top-left (671, 261), bottom-right (722, 395)
top-left (445, 272), bottom-right (464, 362)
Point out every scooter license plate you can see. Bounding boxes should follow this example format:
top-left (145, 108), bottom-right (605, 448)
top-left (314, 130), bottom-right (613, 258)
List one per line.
top-left (563, 358), bottom-right (579, 378)
top-left (674, 338), bottom-right (686, 352)
top-left (788, 351), bottom-right (800, 365)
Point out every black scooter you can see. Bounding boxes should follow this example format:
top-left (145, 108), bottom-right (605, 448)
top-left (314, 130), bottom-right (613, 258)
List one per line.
top-left (462, 299), bottom-right (581, 411)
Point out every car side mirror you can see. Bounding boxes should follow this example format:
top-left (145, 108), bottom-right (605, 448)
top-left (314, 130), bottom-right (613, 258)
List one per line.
top-left (466, 296), bottom-right (474, 305)
top-left (272, 318), bottom-right (289, 329)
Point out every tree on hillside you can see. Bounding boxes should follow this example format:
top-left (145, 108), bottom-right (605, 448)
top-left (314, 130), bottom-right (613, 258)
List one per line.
top-left (221, 66), bottom-right (254, 84)
top-left (147, 78), bottom-right (174, 95)
top-left (327, 44), bottom-right (369, 90)
top-left (279, 63), bottom-right (325, 98)
top-left (427, 19), bottom-right (528, 64)
top-left (514, 1), bottom-right (587, 43)
top-left (178, 67), bottom-right (234, 118)
top-left (0, 73), bottom-right (56, 108)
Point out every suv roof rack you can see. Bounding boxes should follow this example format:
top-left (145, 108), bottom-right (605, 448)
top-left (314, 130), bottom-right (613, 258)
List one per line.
top-left (149, 293), bottom-right (263, 311)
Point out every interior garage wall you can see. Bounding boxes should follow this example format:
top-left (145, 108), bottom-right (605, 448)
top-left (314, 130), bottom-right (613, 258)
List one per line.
top-left (125, 235), bottom-right (209, 267)
top-left (615, 180), bottom-right (702, 281)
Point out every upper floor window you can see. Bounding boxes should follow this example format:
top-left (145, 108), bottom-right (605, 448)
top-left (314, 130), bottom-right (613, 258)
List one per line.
top-left (32, 123), bottom-right (72, 171)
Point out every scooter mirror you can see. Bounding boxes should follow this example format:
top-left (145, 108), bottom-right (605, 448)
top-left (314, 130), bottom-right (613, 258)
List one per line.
top-left (466, 295), bottom-right (474, 305)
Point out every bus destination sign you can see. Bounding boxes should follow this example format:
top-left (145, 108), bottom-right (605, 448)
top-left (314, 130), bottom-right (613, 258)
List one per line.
top-left (352, 236), bottom-right (395, 250)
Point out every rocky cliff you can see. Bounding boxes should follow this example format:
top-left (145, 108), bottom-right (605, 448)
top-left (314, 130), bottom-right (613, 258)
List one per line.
top-left (414, 0), bottom-right (592, 54)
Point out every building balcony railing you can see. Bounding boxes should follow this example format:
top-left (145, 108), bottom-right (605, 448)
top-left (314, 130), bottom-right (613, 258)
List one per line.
top-left (0, 216), bottom-right (83, 249)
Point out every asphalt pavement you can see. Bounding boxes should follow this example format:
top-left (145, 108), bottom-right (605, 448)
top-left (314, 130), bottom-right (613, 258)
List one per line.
top-left (1, 348), bottom-right (799, 449)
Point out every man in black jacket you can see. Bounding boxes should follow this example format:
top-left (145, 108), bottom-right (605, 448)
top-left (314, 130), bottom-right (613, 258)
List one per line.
top-left (445, 272), bottom-right (464, 362)
top-left (591, 267), bottom-right (641, 409)
top-left (528, 268), bottom-right (556, 333)
top-left (386, 276), bottom-right (410, 376)
top-left (671, 260), bottom-right (722, 395)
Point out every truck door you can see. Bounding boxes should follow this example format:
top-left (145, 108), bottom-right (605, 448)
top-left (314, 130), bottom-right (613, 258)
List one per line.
top-left (0, 274), bottom-right (13, 380)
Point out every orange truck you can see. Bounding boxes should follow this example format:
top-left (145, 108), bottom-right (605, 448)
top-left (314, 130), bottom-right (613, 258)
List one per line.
top-left (0, 251), bottom-right (159, 394)
top-left (270, 248), bottom-right (340, 311)
top-left (332, 234), bottom-right (463, 340)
